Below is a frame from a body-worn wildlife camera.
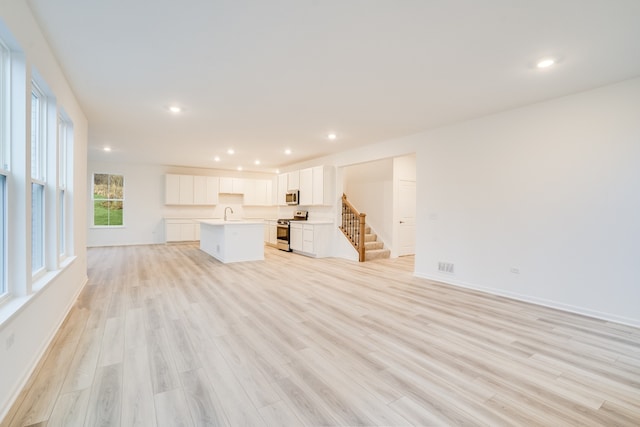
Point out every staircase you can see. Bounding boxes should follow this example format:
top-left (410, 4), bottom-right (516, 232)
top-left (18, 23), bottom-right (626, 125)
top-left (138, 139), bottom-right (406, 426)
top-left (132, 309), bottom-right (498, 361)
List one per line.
top-left (340, 194), bottom-right (390, 262)
top-left (364, 225), bottom-right (391, 261)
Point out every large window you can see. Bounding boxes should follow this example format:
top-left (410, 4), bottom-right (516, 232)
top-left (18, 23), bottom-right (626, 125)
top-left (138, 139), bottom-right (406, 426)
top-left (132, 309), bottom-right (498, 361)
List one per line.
top-left (0, 39), bottom-right (8, 171)
top-left (31, 83), bottom-right (46, 275)
top-left (0, 39), bottom-right (8, 296)
top-left (93, 173), bottom-right (124, 226)
top-left (58, 115), bottom-right (71, 257)
top-left (0, 174), bottom-right (5, 297)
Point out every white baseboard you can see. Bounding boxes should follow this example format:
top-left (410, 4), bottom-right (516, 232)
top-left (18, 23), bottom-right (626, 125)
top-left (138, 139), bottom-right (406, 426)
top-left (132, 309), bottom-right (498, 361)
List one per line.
top-left (413, 272), bottom-right (640, 328)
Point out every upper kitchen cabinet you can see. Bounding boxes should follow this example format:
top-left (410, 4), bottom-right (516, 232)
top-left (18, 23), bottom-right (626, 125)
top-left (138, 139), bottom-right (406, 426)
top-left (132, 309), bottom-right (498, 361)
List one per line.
top-left (166, 174), bottom-right (219, 205)
top-left (166, 174), bottom-right (194, 205)
top-left (166, 174), bottom-right (181, 204)
top-left (312, 165), bottom-right (335, 205)
top-left (297, 166), bottom-right (335, 206)
top-left (244, 179), bottom-right (273, 206)
top-left (219, 177), bottom-right (244, 194)
top-left (287, 170), bottom-right (300, 190)
top-left (299, 168), bottom-right (313, 205)
top-left (179, 175), bottom-right (194, 204)
top-left (194, 176), bottom-right (219, 205)
top-left (277, 173), bottom-right (288, 205)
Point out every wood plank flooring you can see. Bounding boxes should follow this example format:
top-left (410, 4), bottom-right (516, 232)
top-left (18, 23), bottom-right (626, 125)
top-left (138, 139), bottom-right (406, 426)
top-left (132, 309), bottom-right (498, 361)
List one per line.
top-left (3, 243), bottom-right (640, 426)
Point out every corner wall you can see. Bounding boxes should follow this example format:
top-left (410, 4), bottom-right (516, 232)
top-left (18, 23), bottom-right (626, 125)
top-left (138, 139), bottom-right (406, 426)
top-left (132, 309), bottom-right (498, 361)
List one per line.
top-left (415, 77), bottom-right (640, 326)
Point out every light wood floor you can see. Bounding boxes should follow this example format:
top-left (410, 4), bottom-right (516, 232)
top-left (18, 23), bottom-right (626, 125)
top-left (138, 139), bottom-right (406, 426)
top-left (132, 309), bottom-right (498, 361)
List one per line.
top-left (3, 244), bottom-right (640, 426)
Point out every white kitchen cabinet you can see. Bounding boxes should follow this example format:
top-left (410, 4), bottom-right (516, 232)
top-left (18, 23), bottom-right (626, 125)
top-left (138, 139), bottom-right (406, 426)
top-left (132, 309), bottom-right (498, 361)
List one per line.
top-left (165, 222), bottom-right (182, 242)
top-left (302, 224), bottom-right (314, 253)
top-left (193, 176), bottom-right (219, 205)
top-left (165, 174), bottom-right (181, 204)
top-left (269, 221), bottom-right (277, 245)
top-left (263, 220), bottom-right (278, 246)
top-left (244, 179), bottom-right (272, 206)
top-left (193, 176), bottom-right (206, 204)
top-left (244, 179), bottom-right (256, 205)
top-left (165, 219), bottom-right (197, 242)
top-left (287, 170), bottom-right (300, 190)
top-left (311, 165), bottom-right (335, 206)
top-left (179, 175), bottom-right (194, 204)
top-left (166, 174), bottom-right (218, 205)
top-left (270, 176), bottom-right (278, 205)
top-left (289, 222), bottom-right (303, 251)
top-left (290, 222), bottom-right (332, 257)
top-left (299, 168), bottom-right (313, 206)
top-left (277, 173), bottom-right (288, 205)
top-left (219, 177), bottom-right (244, 194)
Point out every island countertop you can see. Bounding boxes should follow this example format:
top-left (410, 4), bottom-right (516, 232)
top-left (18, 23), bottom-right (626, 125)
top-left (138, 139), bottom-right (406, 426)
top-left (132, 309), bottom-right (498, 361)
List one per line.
top-left (199, 220), bottom-right (264, 263)
top-left (198, 219), bottom-right (265, 225)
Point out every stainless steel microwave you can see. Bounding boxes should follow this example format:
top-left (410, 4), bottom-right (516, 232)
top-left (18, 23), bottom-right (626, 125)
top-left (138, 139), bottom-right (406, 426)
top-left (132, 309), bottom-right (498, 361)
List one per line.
top-left (286, 190), bottom-right (299, 205)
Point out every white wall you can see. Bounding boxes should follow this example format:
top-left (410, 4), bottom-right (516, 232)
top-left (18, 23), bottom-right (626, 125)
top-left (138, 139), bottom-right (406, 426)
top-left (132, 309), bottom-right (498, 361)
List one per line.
top-left (87, 162), bottom-right (279, 246)
top-left (289, 77), bottom-right (640, 326)
top-left (0, 2), bottom-right (88, 421)
top-left (414, 77), bottom-right (640, 326)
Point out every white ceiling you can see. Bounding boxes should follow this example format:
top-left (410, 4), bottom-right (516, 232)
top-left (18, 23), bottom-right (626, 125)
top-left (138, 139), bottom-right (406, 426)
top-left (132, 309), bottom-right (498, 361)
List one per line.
top-left (27, 0), bottom-right (640, 172)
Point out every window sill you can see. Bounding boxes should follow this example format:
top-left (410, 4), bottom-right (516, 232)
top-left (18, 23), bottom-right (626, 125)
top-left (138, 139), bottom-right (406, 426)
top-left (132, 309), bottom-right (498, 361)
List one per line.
top-left (89, 226), bottom-right (126, 229)
top-left (0, 256), bottom-right (78, 330)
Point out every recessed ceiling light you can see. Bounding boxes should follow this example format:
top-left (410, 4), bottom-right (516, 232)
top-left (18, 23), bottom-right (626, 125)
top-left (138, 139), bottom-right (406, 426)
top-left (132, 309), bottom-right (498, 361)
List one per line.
top-left (284, 148), bottom-right (292, 155)
top-left (168, 106), bottom-right (182, 113)
top-left (103, 147), bottom-right (111, 152)
top-left (213, 156), bottom-right (220, 162)
top-left (227, 149), bottom-right (235, 155)
top-left (275, 169), bottom-right (280, 174)
top-left (237, 166), bottom-right (243, 171)
top-left (536, 58), bottom-right (555, 69)
top-left (254, 160), bottom-right (261, 165)
top-left (328, 133), bottom-right (337, 140)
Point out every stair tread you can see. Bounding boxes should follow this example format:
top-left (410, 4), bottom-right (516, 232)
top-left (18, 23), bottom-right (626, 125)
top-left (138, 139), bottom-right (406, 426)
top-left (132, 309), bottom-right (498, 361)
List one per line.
top-left (365, 241), bottom-right (384, 250)
top-left (365, 248), bottom-right (391, 261)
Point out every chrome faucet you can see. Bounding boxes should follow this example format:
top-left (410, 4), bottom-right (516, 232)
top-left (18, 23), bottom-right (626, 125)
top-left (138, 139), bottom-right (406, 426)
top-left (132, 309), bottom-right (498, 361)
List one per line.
top-left (224, 206), bottom-right (234, 221)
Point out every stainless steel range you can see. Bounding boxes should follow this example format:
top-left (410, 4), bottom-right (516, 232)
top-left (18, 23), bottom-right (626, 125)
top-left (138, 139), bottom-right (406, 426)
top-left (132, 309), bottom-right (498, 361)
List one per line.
top-left (276, 210), bottom-right (308, 251)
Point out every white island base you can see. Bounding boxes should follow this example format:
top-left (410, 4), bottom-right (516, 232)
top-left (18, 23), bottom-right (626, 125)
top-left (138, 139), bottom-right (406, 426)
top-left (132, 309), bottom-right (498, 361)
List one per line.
top-left (199, 220), bottom-right (265, 263)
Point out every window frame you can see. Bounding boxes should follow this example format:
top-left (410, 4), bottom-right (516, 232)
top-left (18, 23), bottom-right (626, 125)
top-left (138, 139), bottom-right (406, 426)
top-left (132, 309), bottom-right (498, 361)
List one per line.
top-left (0, 39), bottom-right (9, 299)
top-left (0, 38), bottom-right (9, 171)
top-left (0, 174), bottom-right (6, 301)
top-left (31, 81), bottom-right (46, 278)
top-left (57, 114), bottom-right (71, 259)
top-left (92, 173), bottom-right (125, 227)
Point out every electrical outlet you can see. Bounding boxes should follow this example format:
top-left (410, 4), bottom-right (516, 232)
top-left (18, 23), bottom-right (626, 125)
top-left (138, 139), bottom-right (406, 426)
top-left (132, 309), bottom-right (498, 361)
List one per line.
top-left (438, 262), bottom-right (454, 273)
top-left (6, 332), bottom-right (15, 350)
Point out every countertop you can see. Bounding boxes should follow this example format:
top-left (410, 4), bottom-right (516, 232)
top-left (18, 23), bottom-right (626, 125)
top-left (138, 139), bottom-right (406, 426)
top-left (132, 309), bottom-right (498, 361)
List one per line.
top-left (290, 220), bottom-right (334, 225)
top-left (199, 219), bottom-right (265, 225)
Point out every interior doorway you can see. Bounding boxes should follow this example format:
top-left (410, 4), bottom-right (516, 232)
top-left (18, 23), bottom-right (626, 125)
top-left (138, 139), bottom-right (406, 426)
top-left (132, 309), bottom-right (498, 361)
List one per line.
top-left (340, 153), bottom-right (416, 258)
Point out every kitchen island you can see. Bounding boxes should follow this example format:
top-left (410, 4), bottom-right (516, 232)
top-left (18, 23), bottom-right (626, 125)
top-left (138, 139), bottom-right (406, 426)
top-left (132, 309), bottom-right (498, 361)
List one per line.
top-left (199, 219), bottom-right (265, 263)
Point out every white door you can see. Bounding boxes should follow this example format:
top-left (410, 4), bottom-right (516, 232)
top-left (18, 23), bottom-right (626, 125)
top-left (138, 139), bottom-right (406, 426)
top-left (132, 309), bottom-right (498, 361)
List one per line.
top-left (398, 180), bottom-right (416, 256)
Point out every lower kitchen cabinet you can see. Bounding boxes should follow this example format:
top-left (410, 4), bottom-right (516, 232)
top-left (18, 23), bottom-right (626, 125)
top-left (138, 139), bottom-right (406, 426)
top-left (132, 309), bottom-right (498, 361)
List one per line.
top-left (289, 222), bottom-right (332, 257)
top-left (264, 220), bottom-right (277, 246)
top-left (290, 223), bottom-right (303, 251)
top-left (302, 225), bottom-right (314, 253)
top-left (165, 218), bottom-right (205, 242)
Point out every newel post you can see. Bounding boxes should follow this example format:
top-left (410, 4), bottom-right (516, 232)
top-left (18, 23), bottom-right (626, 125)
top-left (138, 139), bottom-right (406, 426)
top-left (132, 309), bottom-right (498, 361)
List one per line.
top-left (358, 212), bottom-right (366, 262)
